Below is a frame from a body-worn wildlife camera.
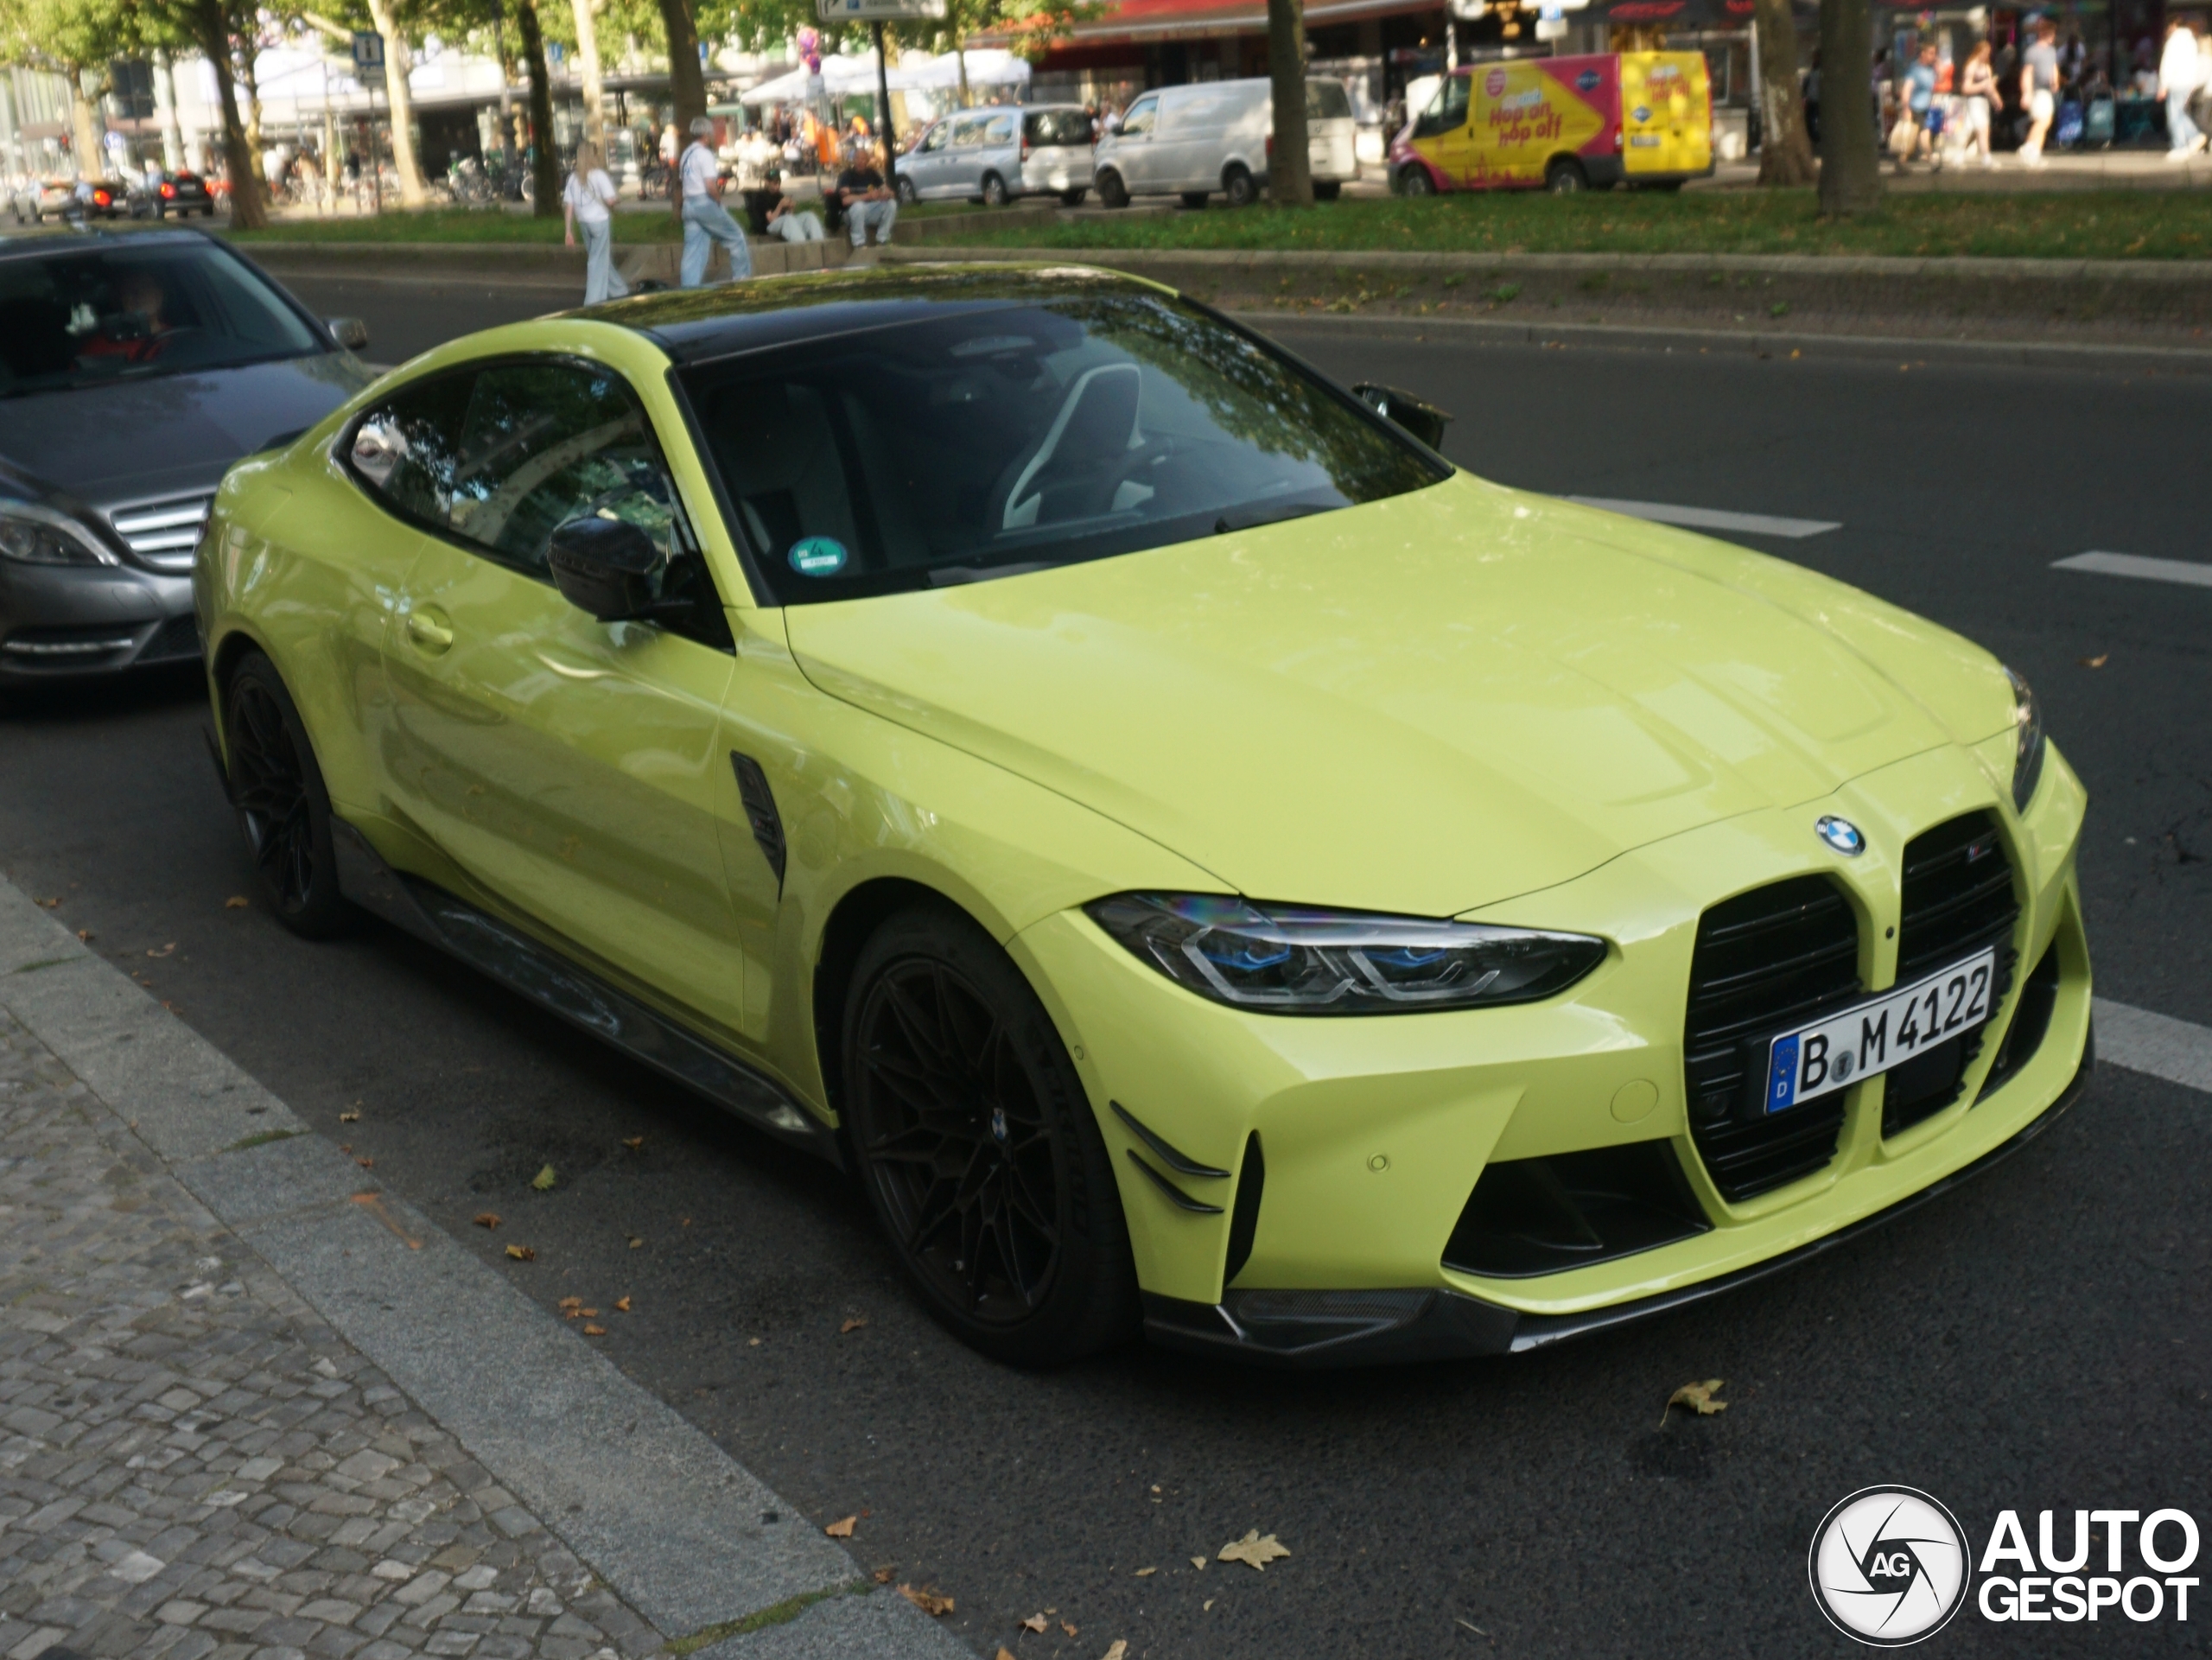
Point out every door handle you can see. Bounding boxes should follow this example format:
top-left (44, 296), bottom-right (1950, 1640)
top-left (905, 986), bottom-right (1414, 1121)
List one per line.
top-left (405, 608), bottom-right (454, 652)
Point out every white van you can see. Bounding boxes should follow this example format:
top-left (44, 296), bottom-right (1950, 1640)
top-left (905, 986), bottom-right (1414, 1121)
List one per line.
top-left (1094, 77), bottom-right (1358, 208)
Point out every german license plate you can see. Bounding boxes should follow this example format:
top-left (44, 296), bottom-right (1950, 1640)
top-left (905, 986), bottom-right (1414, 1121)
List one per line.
top-left (1761, 947), bottom-right (1997, 1115)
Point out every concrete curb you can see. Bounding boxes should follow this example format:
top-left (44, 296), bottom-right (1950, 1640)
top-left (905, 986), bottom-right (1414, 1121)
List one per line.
top-left (883, 242), bottom-right (2212, 283)
top-left (0, 876), bottom-right (970, 1659)
top-left (1236, 308), bottom-right (2212, 374)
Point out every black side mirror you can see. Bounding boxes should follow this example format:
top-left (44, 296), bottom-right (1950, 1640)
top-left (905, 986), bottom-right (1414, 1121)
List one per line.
top-left (1353, 383), bottom-right (1453, 452)
top-left (548, 516), bottom-right (672, 623)
top-left (326, 315), bottom-right (370, 351)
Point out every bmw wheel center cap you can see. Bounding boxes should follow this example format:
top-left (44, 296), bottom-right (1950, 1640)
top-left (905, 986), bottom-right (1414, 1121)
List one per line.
top-left (1816, 815), bottom-right (1866, 856)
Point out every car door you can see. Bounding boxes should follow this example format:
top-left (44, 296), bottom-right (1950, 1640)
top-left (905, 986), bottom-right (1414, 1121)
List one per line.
top-left (906, 118), bottom-right (952, 197)
top-left (1109, 94), bottom-right (1160, 189)
top-left (976, 111), bottom-right (1020, 195)
top-left (378, 355), bottom-right (748, 1036)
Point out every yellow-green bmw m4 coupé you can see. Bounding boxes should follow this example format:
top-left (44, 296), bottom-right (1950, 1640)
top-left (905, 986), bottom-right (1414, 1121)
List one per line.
top-left (195, 264), bottom-right (2091, 1367)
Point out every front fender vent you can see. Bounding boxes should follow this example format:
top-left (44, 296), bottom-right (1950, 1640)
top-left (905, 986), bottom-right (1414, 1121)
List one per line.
top-left (729, 752), bottom-right (785, 891)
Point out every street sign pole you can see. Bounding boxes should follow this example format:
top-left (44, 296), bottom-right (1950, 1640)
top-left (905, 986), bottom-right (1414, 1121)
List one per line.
top-left (352, 31), bottom-right (386, 213)
top-left (872, 19), bottom-right (897, 191)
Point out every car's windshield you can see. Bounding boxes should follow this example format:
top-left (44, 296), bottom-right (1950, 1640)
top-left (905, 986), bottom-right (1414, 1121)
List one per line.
top-left (0, 240), bottom-right (326, 398)
top-left (681, 291), bottom-right (1446, 605)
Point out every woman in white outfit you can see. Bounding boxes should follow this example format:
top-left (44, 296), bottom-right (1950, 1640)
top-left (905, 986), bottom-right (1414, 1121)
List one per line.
top-left (563, 141), bottom-right (629, 306)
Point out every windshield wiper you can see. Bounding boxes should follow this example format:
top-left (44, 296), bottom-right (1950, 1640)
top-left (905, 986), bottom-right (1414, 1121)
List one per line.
top-left (1212, 500), bottom-right (1338, 535)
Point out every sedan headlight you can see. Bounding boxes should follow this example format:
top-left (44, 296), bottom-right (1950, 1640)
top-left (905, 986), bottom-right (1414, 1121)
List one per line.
top-left (0, 501), bottom-right (117, 567)
top-left (2005, 666), bottom-right (2045, 812)
top-left (1086, 893), bottom-right (1605, 1014)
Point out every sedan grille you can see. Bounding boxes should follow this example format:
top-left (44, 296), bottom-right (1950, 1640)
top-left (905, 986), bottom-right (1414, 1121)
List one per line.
top-left (1882, 812), bottom-right (2019, 1136)
top-left (1683, 875), bottom-right (1862, 1204)
top-left (106, 493), bottom-right (213, 572)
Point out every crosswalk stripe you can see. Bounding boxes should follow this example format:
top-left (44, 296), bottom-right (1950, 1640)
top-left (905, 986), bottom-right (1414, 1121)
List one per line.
top-left (2053, 551), bottom-right (2212, 589)
top-left (2096, 997), bottom-right (2212, 1094)
top-left (1567, 497), bottom-right (1841, 539)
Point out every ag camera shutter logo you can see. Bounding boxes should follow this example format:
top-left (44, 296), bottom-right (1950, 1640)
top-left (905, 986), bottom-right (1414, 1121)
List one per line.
top-left (1809, 1486), bottom-right (1971, 1645)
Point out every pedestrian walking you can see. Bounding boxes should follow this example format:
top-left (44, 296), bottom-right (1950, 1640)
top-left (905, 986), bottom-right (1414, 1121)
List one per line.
top-left (2158, 16), bottom-right (2207, 160)
top-left (2018, 18), bottom-right (2061, 166)
top-left (1955, 41), bottom-right (1999, 166)
top-left (563, 139), bottom-right (629, 305)
top-left (677, 116), bottom-right (753, 288)
top-left (1904, 44), bottom-right (1941, 163)
top-left (836, 143), bottom-right (898, 250)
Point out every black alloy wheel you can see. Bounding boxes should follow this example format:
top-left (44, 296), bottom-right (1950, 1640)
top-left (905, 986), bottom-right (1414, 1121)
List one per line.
top-left (843, 903), bottom-right (1138, 1365)
top-left (223, 653), bottom-right (352, 938)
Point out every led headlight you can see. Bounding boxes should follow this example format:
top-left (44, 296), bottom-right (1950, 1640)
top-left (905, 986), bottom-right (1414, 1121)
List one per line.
top-left (0, 501), bottom-right (116, 567)
top-left (2005, 666), bottom-right (2044, 813)
top-left (1085, 894), bottom-right (1605, 1015)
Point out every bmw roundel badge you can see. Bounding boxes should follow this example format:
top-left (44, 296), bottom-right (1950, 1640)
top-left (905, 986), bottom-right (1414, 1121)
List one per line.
top-left (1815, 815), bottom-right (1866, 856)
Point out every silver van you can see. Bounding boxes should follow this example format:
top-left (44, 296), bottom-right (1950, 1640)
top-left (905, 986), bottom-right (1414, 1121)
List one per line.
top-left (1094, 77), bottom-right (1358, 207)
top-left (897, 104), bottom-right (1096, 207)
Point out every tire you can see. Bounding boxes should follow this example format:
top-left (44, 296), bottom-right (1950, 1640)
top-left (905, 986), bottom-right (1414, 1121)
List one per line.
top-left (841, 900), bottom-right (1140, 1367)
top-left (1223, 164), bottom-right (1256, 207)
top-left (1313, 178), bottom-right (1342, 200)
top-left (222, 653), bottom-right (353, 939)
top-left (1096, 169), bottom-right (1129, 208)
top-left (1180, 190), bottom-right (1210, 210)
top-left (1060, 188), bottom-right (1086, 207)
top-left (982, 172), bottom-right (1009, 207)
top-left (896, 175), bottom-right (918, 205)
top-left (1399, 165), bottom-right (1437, 195)
top-left (1545, 156), bottom-right (1588, 193)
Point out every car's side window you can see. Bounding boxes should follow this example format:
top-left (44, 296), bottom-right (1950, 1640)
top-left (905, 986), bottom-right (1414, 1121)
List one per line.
top-left (984, 114), bottom-right (1016, 146)
top-left (348, 368), bottom-right (477, 524)
top-left (951, 115), bottom-right (987, 148)
top-left (920, 122), bottom-right (950, 153)
top-left (1119, 97), bottom-right (1157, 137)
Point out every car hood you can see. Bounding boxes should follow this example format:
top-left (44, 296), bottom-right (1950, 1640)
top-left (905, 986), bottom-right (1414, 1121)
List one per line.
top-left (0, 353), bottom-right (372, 507)
top-left (784, 474), bottom-right (2017, 918)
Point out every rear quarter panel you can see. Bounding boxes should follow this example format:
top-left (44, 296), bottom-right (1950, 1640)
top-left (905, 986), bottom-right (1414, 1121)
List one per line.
top-left (1621, 51), bottom-right (1713, 174)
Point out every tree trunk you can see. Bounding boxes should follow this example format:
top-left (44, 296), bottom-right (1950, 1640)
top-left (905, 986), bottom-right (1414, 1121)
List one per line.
top-left (569, 0), bottom-right (607, 150)
top-left (67, 77), bottom-right (104, 181)
top-left (238, 39), bottom-right (263, 153)
top-left (363, 0), bottom-right (429, 205)
top-left (1264, 0), bottom-right (1311, 205)
top-left (1815, 0), bottom-right (1878, 214)
top-left (656, 0), bottom-right (706, 137)
top-left (154, 49), bottom-right (186, 172)
top-left (1752, 0), bottom-right (1815, 184)
top-left (191, 0), bottom-right (265, 226)
top-left (514, 0), bottom-right (561, 216)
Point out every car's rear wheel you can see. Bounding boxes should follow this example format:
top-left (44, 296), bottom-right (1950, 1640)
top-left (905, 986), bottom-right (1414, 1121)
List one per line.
top-left (223, 652), bottom-right (352, 938)
top-left (1223, 164), bottom-right (1256, 207)
top-left (1546, 156), bottom-right (1588, 193)
top-left (1096, 169), bottom-right (1129, 208)
top-left (842, 901), bottom-right (1139, 1366)
top-left (1313, 178), bottom-right (1342, 200)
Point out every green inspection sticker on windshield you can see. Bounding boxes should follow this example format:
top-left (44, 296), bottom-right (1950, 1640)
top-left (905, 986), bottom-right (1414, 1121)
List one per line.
top-left (788, 536), bottom-right (847, 576)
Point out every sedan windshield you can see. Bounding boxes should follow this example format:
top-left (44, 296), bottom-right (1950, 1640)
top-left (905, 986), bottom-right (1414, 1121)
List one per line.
top-left (0, 240), bottom-right (327, 398)
top-left (680, 290), bottom-right (1446, 604)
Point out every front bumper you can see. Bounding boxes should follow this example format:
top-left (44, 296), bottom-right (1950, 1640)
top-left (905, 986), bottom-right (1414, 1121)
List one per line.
top-left (0, 559), bottom-right (198, 682)
top-left (1011, 735), bottom-right (2092, 1361)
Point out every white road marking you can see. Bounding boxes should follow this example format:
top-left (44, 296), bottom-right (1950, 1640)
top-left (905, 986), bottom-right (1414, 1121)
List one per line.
top-left (2096, 998), bottom-right (2212, 1095)
top-left (1567, 497), bottom-right (1841, 539)
top-left (2053, 551), bottom-right (2212, 589)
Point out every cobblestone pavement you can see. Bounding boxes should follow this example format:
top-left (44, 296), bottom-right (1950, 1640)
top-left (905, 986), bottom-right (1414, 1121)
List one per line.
top-left (0, 1008), bottom-right (662, 1660)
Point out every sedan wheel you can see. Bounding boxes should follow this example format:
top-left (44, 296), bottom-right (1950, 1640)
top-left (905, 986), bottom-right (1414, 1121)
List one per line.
top-left (896, 175), bottom-right (917, 205)
top-left (843, 903), bottom-right (1138, 1365)
top-left (223, 653), bottom-right (352, 938)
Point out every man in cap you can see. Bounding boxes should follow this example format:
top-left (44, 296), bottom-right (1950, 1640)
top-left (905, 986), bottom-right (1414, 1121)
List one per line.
top-left (677, 115), bottom-right (753, 287)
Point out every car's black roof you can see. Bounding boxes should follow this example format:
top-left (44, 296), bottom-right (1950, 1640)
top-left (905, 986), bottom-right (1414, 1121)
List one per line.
top-left (0, 226), bottom-right (220, 264)
top-left (597, 262), bottom-right (1171, 366)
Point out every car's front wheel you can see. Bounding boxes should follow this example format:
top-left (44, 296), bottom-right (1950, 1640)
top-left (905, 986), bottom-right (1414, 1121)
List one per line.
top-left (1096, 169), bottom-right (1129, 208)
top-left (842, 901), bottom-right (1139, 1366)
top-left (895, 175), bottom-right (917, 205)
top-left (223, 652), bottom-right (353, 938)
top-left (981, 172), bottom-right (1009, 207)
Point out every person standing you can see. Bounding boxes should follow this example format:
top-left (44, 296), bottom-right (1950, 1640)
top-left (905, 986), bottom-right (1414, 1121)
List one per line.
top-left (1959, 41), bottom-right (1999, 167)
top-left (835, 143), bottom-right (898, 249)
top-left (677, 116), bottom-right (753, 288)
top-left (2158, 16), bottom-right (2207, 159)
top-left (2018, 18), bottom-right (2061, 167)
top-left (563, 140), bottom-right (629, 304)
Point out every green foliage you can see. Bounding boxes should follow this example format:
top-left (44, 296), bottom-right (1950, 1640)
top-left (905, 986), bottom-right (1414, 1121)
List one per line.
top-left (0, 0), bottom-right (149, 74)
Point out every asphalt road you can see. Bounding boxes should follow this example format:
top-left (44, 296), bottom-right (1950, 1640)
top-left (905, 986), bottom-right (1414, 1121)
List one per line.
top-left (3, 290), bottom-right (2207, 1658)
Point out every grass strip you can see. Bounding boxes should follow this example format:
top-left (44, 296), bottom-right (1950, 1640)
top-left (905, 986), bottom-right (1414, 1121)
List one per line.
top-left (223, 195), bottom-right (1001, 247)
top-left (664, 1580), bottom-right (868, 1655)
top-left (933, 188), bottom-right (2212, 262)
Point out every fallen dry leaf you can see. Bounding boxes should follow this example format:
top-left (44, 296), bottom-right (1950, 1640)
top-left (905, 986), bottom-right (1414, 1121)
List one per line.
top-left (996, 1650), bottom-right (1018, 1660)
top-left (1135, 1567), bottom-right (1155, 1577)
top-left (531, 1164), bottom-right (557, 1192)
top-left (627, 1237), bottom-right (644, 1249)
top-left (558, 1296), bottom-right (582, 1310)
top-left (355, 1157), bottom-right (374, 1168)
top-left (1102, 1644), bottom-right (1128, 1660)
top-left (1060, 1620), bottom-right (1077, 1637)
top-left (1020, 1614), bottom-right (1047, 1633)
top-left (897, 1586), bottom-right (953, 1618)
top-left (747, 1337), bottom-right (761, 1347)
top-left (1203, 1599), bottom-right (1214, 1612)
top-left (614, 1295), bottom-right (632, 1313)
top-left (840, 1317), bottom-right (867, 1335)
top-left (1219, 1530), bottom-right (1292, 1572)
top-left (582, 1324), bottom-right (607, 1336)
top-left (225, 896), bottom-right (249, 909)
top-left (36, 897), bottom-right (58, 908)
top-left (474, 1212), bottom-right (501, 1230)
top-left (873, 1566), bottom-right (896, 1584)
top-left (146, 944), bottom-right (175, 958)
top-left (2079, 654), bottom-right (2109, 669)
top-left (1189, 1556), bottom-right (1206, 1572)
top-left (505, 1244), bottom-right (535, 1262)
top-left (75, 929), bottom-right (92, 942)
top-left (622, 1135), bottom-right (645, 1149)
top-left (824, 1516), bottom-right (856, 1538)
top-left (339, 1110), bottom-right (359, 1123)
top-left (1663, 1378), bottom-right (1728, 1426)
